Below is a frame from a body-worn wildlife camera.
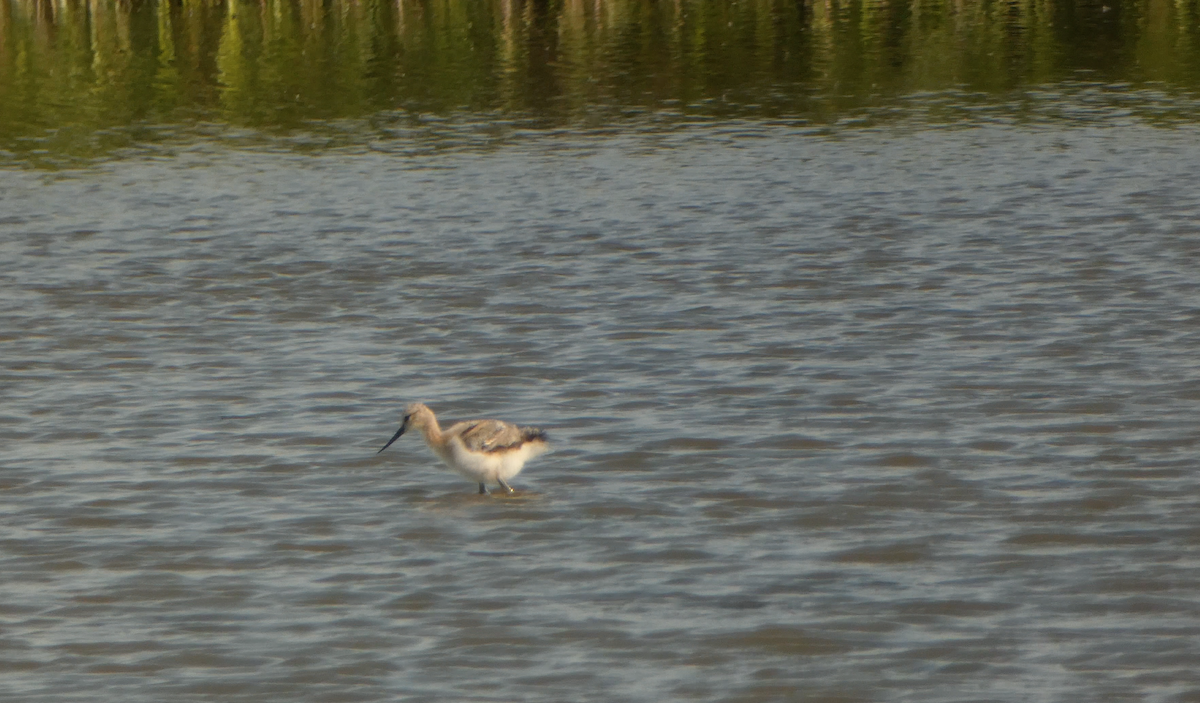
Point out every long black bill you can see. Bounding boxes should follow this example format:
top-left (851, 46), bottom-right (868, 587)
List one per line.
top-left (378, 418), bottom-right (408, 454)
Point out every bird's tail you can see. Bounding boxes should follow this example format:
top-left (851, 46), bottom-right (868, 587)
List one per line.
top-left (522, 428), bottom-right (550, 457)
top-left (522, 427), bottom-right (549, 444)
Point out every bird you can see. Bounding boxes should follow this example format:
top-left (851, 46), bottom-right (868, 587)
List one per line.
top-left (378, 402), bottom-right (550, 495)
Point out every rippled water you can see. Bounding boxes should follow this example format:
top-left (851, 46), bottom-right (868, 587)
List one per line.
top-left (3, 118), bottom-right (1200, 701)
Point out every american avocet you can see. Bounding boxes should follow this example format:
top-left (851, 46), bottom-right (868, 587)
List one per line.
top-left (378, 402), bottom-right (550, 495)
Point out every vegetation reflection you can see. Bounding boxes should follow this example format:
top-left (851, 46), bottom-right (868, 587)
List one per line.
top-left (2, 0), bottom-right (1199, 162)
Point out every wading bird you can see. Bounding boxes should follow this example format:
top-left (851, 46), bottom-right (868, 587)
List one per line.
top-left (378, 403), bottom-right (549, 495)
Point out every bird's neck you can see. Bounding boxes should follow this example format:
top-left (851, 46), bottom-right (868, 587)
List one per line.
top-left (417, 415), bottom-right (444, 447)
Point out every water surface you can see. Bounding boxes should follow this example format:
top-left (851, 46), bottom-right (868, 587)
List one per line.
top-left (4, 0), bottom-right (1200, 166)
top-left (2, 118), bottom-right (1199, 701)
top-left (3, 0), bottom-right (1200, 700)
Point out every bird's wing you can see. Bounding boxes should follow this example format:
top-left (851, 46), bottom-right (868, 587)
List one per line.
top-left (456, 420), bottom-right (526, 453)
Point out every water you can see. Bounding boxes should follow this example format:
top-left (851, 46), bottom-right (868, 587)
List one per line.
top-left (2, 117), bottom-right (1199, 701)
top-left (5, 0), bottom-right (1200, 167)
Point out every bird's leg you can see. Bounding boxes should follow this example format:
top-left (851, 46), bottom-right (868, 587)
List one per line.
top-left (478, 483), bottom-right (488, 495)
top-left (496, 479), bottom-right (515, 494)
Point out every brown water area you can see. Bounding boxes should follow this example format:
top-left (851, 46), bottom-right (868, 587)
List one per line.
top-left (2, 1), bottom-right (1200, 702)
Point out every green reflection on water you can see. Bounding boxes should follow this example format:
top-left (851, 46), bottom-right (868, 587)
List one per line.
top-left (2, 0), bottom-right (1199, 165)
